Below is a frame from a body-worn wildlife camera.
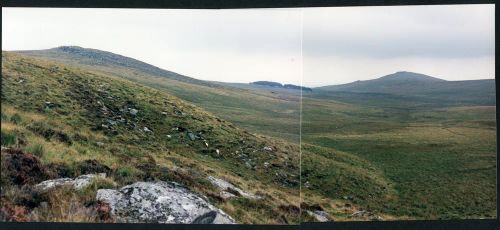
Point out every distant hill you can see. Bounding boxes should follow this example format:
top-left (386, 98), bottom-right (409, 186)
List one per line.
top-left (314, 71), bottom-right (495, 105)
top-left (16, 46), bottom-right (216, 87)
top-left (284, 84), bottom-right (312, 92)
top-left (252, 81), bottom-right (283, 88)
top-left (251, 81), bottom-right (312, 91)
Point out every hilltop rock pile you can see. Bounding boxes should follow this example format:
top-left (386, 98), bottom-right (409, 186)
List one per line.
top-left (96, 181), bottom-right (236, 224)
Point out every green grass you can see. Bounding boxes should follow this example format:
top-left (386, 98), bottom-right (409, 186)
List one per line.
top-left (1, 51), bottom-right (300, 224)
top-left (301, 94), bottom-right (496, 220)
top-left (5, 48), bottom-right (496, 222)
top-left (17, 48), bottom-right (301, 144)
top-left (10, 114), bottom-right (22, 124)
top-left (1, 131), bottom-right (17, 146)
top-left (25, 143), bottom-right (45, 157)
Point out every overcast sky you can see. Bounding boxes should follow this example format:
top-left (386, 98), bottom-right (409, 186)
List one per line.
top-left (303, 5), bottom-right (495, 86)
top-left (2, 5), bottom-right (495, 87)
top-left (2, 8), bottom-right (303, 85)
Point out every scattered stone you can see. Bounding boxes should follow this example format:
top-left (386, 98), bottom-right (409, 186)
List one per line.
top-left (96, 181), bottom-right (235, 224)
top-left (370, 215), bottom-right (384, 221)
top-left (173, 126), bottom-right (186, 132)
top-left (263, 162), bottom-right (270, 168)
top-left (207, 176), bottom-right (261, 200)
top-left (34, 173), bottom-right (106, 191)
top-left (143, 127), bottom-right (152, 133)
top-left (174, 110), bottom-right (186, 116)
top-left (107, 119), bottom-right (117, 126)
top-left (96, 142), bottom-right (105, 147)
top-left (204, 140), bottom-right (209, 147)
top-left (215, 149), bottom-right (220, 155)
top-left (307, 210), bottom-right (330, 222)
top-left (101, 106), bottom-right (109, 114)
top-left (343, 195), bottom-right (354, 200)
top-left (166, 135), bottom-right (172, 138)
top-left (219, 191), bottom-right (237, 200)
top-left (129, 109), bottom-right (138, 116)
top-left (187, 132), bottom-right (197, 141)
top-left (161, 112), bottom-right (168, 115)
top-left (304, 181), bottom-right (311, 188)
top-left (263, 146), bottom-right (273, 151)
top-left (350, 210), bottom-right (383, 221)
top-left (351, 210), bottom-right (368, 218)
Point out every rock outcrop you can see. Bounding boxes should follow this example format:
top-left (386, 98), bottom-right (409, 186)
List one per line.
top-left (351, 210), bottom-right (384, 221)
top-left (34, 173), bottom-right (106, 191)
top-left (207, 176), bottom-right (261, 200)
top-left (307, 210), bottom-right (330, 222)
top-left (95, 181), bottom-right (235, 224)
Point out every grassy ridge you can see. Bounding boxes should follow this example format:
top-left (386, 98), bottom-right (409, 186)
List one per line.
top-left (1, 52), bottom-right (300, 224)
top-left (17, 48), bottom-right (301, 143)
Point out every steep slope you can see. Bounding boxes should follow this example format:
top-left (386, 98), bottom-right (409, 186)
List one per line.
top-left (1, 52), bottom-right (300, 224)
top-left (314, 71), bottom-right (495, 106)
top-left (15, 47), bottom-right (301, 143)
top-left (17, 46), bottom-right (215, 87)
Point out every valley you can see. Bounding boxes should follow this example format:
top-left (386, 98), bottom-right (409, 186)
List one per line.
top-left (301, 73), bottom-right (496, 220)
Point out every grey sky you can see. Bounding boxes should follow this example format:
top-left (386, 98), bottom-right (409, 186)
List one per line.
top-left (303, 5), bottom-right (495, 86)
top-left (2, 8), bottom-right (302, 85)
top-left (2, 5), bottom-right (495, 87)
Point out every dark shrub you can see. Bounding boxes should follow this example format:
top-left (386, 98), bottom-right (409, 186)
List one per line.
top-left (1, 148), bottom-right (51, 185)
top-left (75, 159), bottom-right (111, 175)
top-left (28, 121), bottom-right (72, 145)
top-left (14, 187), bottom-right (47, 209)
top-left (10, 114), bottom-right (22, 124)
top-left (46, 162), bottom-right (75, 178)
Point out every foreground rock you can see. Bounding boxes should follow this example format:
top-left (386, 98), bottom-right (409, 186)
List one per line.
top-left (96, 181), bottom-right (236, 224)
top-left (207, 176), bottom-right (262, 200)
top-left (307, 210), bottom-right (330, 222)
top-left (351, 210), bottom-right (384, 221)
top-left (34, 173), bottom-right (106, 191)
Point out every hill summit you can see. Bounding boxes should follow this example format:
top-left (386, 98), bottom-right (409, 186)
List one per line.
top-left (377, 71), bottom-right (446, 83)
top-left (17, 46), bottom-right (214, 87)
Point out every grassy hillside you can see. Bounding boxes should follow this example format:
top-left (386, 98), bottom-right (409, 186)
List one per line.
top-left (17, 47), bottom-right (301, 143)
top-left (10, 47), bottom-right (497, 222)
top-left (18, 46), bottom-right (213, 87)
top-left (301, 94), bottom-right (497, 220)
top-left (0, 52), bottom-right (300, 224)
